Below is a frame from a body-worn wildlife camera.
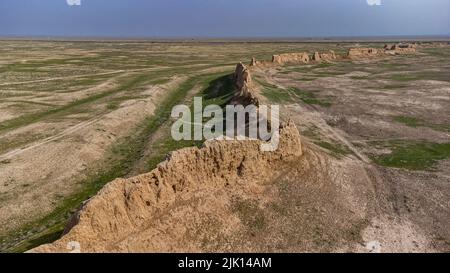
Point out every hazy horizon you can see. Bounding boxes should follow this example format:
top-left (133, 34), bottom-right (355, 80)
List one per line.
top-left (1, 0), bottom-right (450, 39)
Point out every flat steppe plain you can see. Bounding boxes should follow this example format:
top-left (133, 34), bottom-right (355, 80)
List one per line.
top-left (0, 40), bottom-right (449, 252)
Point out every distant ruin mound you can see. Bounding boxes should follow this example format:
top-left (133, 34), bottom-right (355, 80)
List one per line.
top-left (348, 44), bottom-right (417, 59)
top-left (312, 50), bottom-right (337, 62)
top-left (347, 47), bottom-right (384, 59)
top-left (272, 52), bottom-right (310, 65)
top-left (248, 44), bottom-right (418, 69)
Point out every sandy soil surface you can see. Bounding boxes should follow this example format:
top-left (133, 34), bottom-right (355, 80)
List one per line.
top-left (251, 48), bottom-right (450, 252)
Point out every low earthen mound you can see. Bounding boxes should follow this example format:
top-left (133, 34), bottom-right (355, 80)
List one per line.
top-left (251, 44), bottom-right (418, 69)
top-left (348, 45), bottom-right (417, 59)
top-left (384, 43), bottom-right (417, 55)
top-left (347, 48), bottom-right (384, 59)
top-left (312, 50), bottom-right (337, 62)
top-left (272, 53), bottom-right (310, 65)
top-left (393, 43), bottom-right (417, 54)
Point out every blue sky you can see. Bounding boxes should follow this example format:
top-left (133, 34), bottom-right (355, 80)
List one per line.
top-left (0, 0), bottom-right (449, 38)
